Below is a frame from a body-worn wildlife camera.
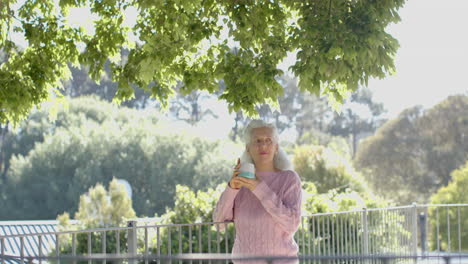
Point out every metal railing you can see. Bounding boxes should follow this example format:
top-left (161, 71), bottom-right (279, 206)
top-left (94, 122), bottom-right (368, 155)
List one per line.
top-left (2, 253), bottom-right (468, 264)
top-left (1, 204), bottom-right (467, 264)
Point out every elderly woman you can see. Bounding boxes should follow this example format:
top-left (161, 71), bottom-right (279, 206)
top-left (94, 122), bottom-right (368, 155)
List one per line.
top-left (213, 120), bottom-right (302, 263)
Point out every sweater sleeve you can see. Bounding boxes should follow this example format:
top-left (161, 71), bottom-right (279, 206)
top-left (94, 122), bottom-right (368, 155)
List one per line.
top-left (252, 171), bottom-right (302, 234)
top-left (213, 185), bottom-right (240, 223)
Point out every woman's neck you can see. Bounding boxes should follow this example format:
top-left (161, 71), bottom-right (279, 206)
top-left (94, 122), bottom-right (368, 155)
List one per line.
top-left (255, 163), bottom-right (276, 172)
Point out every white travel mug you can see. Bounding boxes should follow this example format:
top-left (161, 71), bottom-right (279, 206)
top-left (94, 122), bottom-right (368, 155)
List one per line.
top-left (238, 163), bottom-right (256, 179)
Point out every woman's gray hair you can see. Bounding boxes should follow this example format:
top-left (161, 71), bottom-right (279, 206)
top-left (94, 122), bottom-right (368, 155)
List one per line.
top-left (240, 119), bottom-right (293, 171)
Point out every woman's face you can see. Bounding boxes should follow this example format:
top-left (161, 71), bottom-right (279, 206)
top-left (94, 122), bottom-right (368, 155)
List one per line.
top-left (247, 127), bottom-right (278, 168)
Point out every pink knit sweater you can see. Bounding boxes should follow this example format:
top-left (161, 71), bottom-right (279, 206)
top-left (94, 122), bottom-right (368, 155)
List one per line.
top-left (213, 170), bottom-right (302, 260)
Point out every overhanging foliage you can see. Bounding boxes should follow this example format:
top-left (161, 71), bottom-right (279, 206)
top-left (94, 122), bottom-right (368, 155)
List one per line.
top-left (0, 0), bottom-right (405, 123)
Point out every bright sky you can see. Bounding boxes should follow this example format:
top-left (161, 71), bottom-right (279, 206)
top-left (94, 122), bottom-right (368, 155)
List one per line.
top-left (368, 0), bottom-right (468, 118)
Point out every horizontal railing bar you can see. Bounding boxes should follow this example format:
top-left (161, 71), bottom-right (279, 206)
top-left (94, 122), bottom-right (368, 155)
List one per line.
top-left (0, 221), bottom-right (233, 239)
top-left (1, 253), bottom-right (468, 261)
top-left (302, 203), bottom-right (468, 218)
top-left (418, 203), bottom-right (468, 207)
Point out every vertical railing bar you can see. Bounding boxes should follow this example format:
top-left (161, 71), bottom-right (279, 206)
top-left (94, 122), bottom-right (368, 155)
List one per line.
top-left (317, 216), bottom-right (321, 257)
top-left (395, 210), bottom-right (399, 256)
top-left (312, 216), bottom-right (316, 259)
top-left (198, 225), bottom-right (202, 253)
top-left (362, 208), bottom-right (369, 258)
top-left (376, 210), bottom-right (380, 255)
top-left (116, 230), bottom-right (120, 255)
top-left (412, 204), bottom-right (418, 258)
top-left (178, 225), bottom-right (182, 254)
top-left (386, 210), bottom-right (389, 255)
top-left (389, 210), bottom-right (393, 255)
top-left (102, 231), bottom-right (107, 264)
top-left (0, 237), bottom-right (4, 264)
top-left (308, 217), bottom-right (312, 264)
top-left (379, 210), bottom-right (382, 255)
top-left (301, 217), bottom-right (306, 256)
top-left (216, 224), bottom-right (221, 253)
top-left (336, 214), bottom-right (340, 260)
top-left (397, 209), bottom-right (401, 257)
top-left (357, 211), bottom-right (361, 263)
top-left (208, 224), bottom-right (212, 264)
top-left (354, 212), bottom-right (359, 256)
top-left (189, 225), bottom-right (193, 253)
top-left (56, 233), bottom-right (61, 264)
top-left (383, 210), bottom-right (387, 255)
top-left (373, 211), bottom-right (377, 256)
top-left (224, 223), bottom-right (229, 264)
top-left (87, 232), bottom-right (92, 254)
top-left (232, 222), bottom-right (236, 247)
top-left (340, 214), bottom-right (344, 257)
top-left (208, 224), bottom-right (212, 254)
top-left (224, 223), bottom-right (229, 255)
top-left (408, 208), bottom-right (412, 256)
top-left (388, 210), bottom-right (392, 255)
top-left (348, 212), bottom-right (353, 258)
top-left (331, 215), bottom-right (335, 264)
top-left (38, 235), bottom-right (43, 264)
top-left (400, 209), bottom-right (404, 256)
top-left (322, 215), bottom-right (326, 257)
top-left (387, 209), bottom-right (390, 254)
top-left (327, 215), bottom-right (331, 257)
top-left (198, 225), bottom-right (202, 264)
top-left (87, 232), bottom-right (91, 264)
top-left (447, 207), bottom-right (451, 253)
top-left (20, 236), bottom-right (24, 264)
top-left (403, 209), bottom-right (407, 257)
top-left (344, 213), bottom-right (348, 258)
top-left (72, 233), bottom-right (76, 256)
top-left (168, 226), bottom-right (172, 256)
top-left (145, 226), bottom-right (148, 264)
top-left (401, 209), bottom-right (405, 255)
top-left (378, 210), bottom-right (382, 262)
top-left (457, 207), bottom-right (461, 254)
top-left (436, 208), bottom-right (440, 253)
top-left (178, 226), bottom-right (182, 264)
top-left (157, 226), bottom-right (161, 264)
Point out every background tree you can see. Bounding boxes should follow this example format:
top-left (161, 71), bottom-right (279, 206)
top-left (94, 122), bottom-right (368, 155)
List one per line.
top-left (2, 97), bottom-right (237, 220)
top-left (429, 161), bottom-right (468, 250)
top-left (56, 179), bottom-right (135, 255)
top-left (0, 0), bottom-right (405, 123)
top-left (169, 89), bottom-right (219, 126)
top-left (417, 95), bottom-right (468, 187)
top-left (293, 144), bottom-right (367, 194)
top-left (327, 88), bottom-right (387, 156)
top-left (0, 96), bottom-right (157, 185)
top-left (355, 95), bottom-right (468, 204)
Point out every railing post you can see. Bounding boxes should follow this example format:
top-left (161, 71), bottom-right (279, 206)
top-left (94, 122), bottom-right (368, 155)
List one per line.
top-left (361, 208), bottom-right (369, 257)
top-left (419, 212), bottom-right (427, 255)
top-left (127, 220), bottom-right (138, 264)
top-left (1, 237), bottom-right (5, 264)
top-left (411, 203), bottom-right (418, 258)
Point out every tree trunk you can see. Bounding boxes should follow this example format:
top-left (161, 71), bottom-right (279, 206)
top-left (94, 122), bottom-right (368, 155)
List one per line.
top-left (0, 122), bottom-right (9, 183)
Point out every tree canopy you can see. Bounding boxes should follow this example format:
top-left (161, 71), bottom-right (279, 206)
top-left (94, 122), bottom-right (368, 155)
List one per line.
top-left (0, 96), bottom-right (238, 220)
top-left (1, 0), bottom-right (405, 123)
top-left (355, 95), bottom-right (468, 204)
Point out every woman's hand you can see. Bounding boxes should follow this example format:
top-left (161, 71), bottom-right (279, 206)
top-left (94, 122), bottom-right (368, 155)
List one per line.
top-left (233, 176), bottom-right (259, 191)
top-left (229, 158), bottom-right (259, 191)
top-left (228, 158), bottom-right (242, 189)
